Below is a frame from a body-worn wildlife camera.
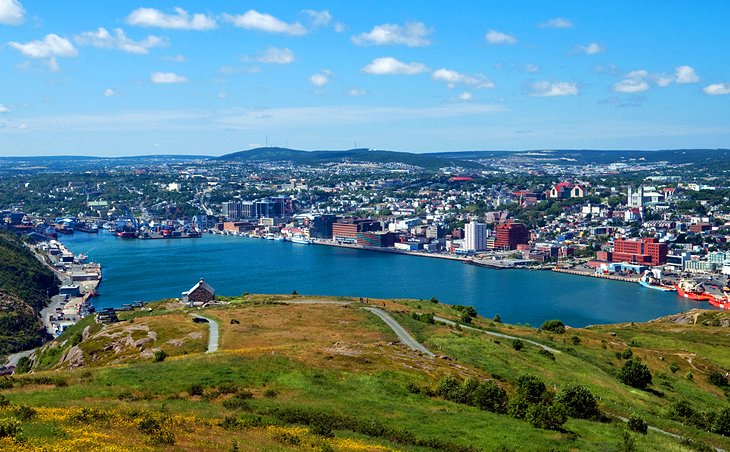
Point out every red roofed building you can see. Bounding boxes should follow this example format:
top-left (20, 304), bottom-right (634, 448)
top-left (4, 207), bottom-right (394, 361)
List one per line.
top-left (548, 182), bottom-right (586, 199)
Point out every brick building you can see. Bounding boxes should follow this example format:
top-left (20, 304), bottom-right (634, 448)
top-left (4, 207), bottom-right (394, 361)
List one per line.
top-left (493, 221), bottom-right (529, 250)
top-left (181, 278), bottom-right (215, 307)
top-left (611, 237), bottom-right (668, 265)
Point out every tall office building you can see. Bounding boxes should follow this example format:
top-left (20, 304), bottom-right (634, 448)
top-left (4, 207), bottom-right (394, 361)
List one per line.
top-left (464, 221), bottom-right (487, 251)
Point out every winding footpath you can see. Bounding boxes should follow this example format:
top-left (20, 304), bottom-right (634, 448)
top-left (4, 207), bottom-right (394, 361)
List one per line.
top-left (191, 314), bottom-right (219, 353)
top-left (363, 307), bottom-right (435, 357)
top-left (433, 315), bottom-right (561, 354)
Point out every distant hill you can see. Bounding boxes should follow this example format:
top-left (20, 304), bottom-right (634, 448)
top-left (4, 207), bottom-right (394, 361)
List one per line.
top-left (213, 147), bottom-right (485, 170)
top-left (0, 232), bottom-right (58, 359)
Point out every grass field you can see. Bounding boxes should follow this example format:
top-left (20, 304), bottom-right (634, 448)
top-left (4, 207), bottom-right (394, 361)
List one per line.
top-left (1, 295), bottom-right (729, 451)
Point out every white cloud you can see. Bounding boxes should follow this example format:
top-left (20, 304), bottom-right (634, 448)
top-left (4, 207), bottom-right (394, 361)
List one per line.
top-left (255, 47), bottom-right (294, 64)
top-left (362, 57), bottom-right (428, 75)
top-left (540, 17), bottom-right (572, 28)
top-left (613, 71), bottom-right (650, 93)
top-left (309, 70), bottom-right (331, 87)
top-left (0, 0), bottom-right (24, 25)
top-left (352, 22), bottom-right (431, 47)
top-left (151, 72), bottom-right (187, 84)
top-left (170, 54), bottom-right (185, 63)
top-left (222, 10), bottom-right (307, 35)
top-left (0, 104), bottom-right (9, 113)
top-left (529, 81), bottom-right (579, 97)
top-left (485, 30), bottom-right (517, 45)
top-left (302, 9), bottom-right (332, 28)
top-left (103, 88), bottom-right (116, 97)
top-left (47, 57), bottom-right (60, 72)
top-left (126, 7), bottom-right (216, 30)
top-left (9, 34), bottom-right (77, 58)
top-left (334, 22), bottom-right (346, 33)
top-left (454, 92), bottom-right (473, 101)
top-left (432, 68), bottom-right (494, 89)
top-left (348, 88), bottom-right (367, 97)
top-left (577, 42), bottom-right (605, 55)
top-left (674, 65), bottom-right (699, 84)
top-left (525, 63), bottom-right (539, 73)
top-left (75, 28), bottom-right (167, 55)
top-left (703, 83), bottom-right (730, 95)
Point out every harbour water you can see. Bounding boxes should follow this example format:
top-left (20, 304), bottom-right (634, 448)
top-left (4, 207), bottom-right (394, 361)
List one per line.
top-left (60, 231), bottom-right (704, 327)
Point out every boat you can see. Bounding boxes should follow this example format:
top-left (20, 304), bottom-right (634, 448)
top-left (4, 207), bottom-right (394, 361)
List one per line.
top-left (274, 236), bottom-right (285, 241)
top-left (638, 270), bottom-right (676, 292)
top-left (116, 226), bottom-right (138, 239)
top-left (674, 279), bottom-right (713, 301)
top-left (708, 292), bottom-right (730, 310)
top-left (290, 234), bottom-right (312, 244)
top-left (265, 233), bottom-right (275, 240)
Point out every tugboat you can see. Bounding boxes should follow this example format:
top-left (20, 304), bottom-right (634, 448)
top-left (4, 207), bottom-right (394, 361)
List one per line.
top-left (674, 279), bottom-right (713, 301)
top-left (638, 270), bottom-right (676, 292)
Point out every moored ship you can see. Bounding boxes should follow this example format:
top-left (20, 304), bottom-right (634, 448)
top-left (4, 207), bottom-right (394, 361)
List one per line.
top-left (290, 234), bottom-right (312, 244)
top-left (674, 279), bottom-right (712, 301)
top-left (707, 292), bottom-right (730, 310)
top-left (638, 270), bottom-right (676, 292)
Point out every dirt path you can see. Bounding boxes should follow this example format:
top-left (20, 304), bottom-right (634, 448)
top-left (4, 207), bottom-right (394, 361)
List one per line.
top-left (433, 316), bottom-right (561, 354)
top-left (363, 307), bottom-right (435, 357)
top-left (191, 314), bottom-right (219, 353)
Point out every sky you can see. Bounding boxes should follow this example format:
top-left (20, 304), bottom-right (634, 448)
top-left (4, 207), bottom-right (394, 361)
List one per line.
top-left (0, 0), bottom-right (729, 156)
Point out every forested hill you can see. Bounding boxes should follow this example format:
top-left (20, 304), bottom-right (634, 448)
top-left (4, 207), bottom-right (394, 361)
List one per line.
top-left (0, 232), bottom-right (59, 359)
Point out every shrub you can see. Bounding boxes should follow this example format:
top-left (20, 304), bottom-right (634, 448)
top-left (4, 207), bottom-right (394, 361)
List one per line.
top-left (0, 418), bottom-right (21, 438)
top-left (708, 371), bottom-right (728, 387)
top-left (512, 339), bottom-right (524, 351)
top-left (218, 383), bottom-right (239, 395)
top-left (0, 394), bottom-right (9, 407)
top-left (515, 375), bottom-right (547, 405)
top-left (14, 356), bottom-right (31, 374)
top-left (627, 414), bottom-right (648, 434)
top-left (12, 405), bottom-right (37, 421)
top-left (711, 406), bottom-right (730, 436)
top-left (493, 314), bottom-right (502, 323)
top-left (669, 363), bottom-right (680, 373)
top-left (538, 349), bottom-right (555, 361)
top-left (621, 431), bottom-right (636, 452)
top-left (0, 378), bottom-right (13, 390)
top-left (555, 384), bottom-right (599, 419)
top-left (570, 335), bottom-right (581, 346)
top-left (526, 402), bottom-right (568, 430)
top-left (621, 348), bottom-right (633, 360)
top-left (223, 391), bottom-right (254, 410)
top-left (263, 388), bottom-right (279, 399)
top-left (686, 371), bottom-right (694, 381)
top-left (473, 381), bottom-right (508, 413)
top-left (69, 332), bottom-right (82, 347)
top-left (430, 297), bottom-right (439, 304)
top-left (461, 313), bottom-right (472, 324)
top-left (618, 359), bottom-right (652, 389)
top-left (153, 350), bottom-right (167, 363)
top-left (188, 384), bottom-right (204, 396)
top-left (436, 375), bottom-right (464, 402)
top-left (540, 320), bottom-right (565, 334)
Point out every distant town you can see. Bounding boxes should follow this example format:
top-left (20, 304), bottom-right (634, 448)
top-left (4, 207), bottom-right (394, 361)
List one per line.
top-left (2, 148), bottom-right (729, 310)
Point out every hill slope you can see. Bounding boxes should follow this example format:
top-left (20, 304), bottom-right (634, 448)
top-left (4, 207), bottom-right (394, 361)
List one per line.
top-left (3, 295), bottom-right (730, 450)
top-left (0, 232), bottom-right (58, 360)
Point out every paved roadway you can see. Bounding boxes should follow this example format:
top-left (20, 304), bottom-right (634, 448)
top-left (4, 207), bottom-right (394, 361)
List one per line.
top-left (363, 307), bottom-right (435, 357)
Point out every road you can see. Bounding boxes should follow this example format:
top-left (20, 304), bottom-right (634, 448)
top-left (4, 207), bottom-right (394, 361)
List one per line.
top-left (433, 316), bottom-right (561, 354)
top-left (3, 348), bottom-right (36, 368)
top-left (363, 307), bottom-right (435, 357)
top-left (192, 314), bottom-right (219, 353)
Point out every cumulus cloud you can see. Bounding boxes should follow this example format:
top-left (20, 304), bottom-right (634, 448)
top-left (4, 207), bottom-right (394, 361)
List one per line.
top-left (362, 57), bottom-right (428, 75)
top-left (126, 7), bottom-right (216, 30)
top-left (309, 70), bottom-right (331, 87)
top-left (0, 104), bottom-right (9, 113)
top-left (151, 72), bottom-right (187, 84)
top-left (254, 47), bottom-right (294, 64)
top-left (540, 17), bottom-right (572, 28)
top-left (674, 65), bottom-right (699, 84)
top-left (703, 83), bottom-right (730, 95)
top-left (9, 34), bottom-right (77, 58)
top-left (485, 30), bottom-right (517, 45)
top-left (103, 88), bottom-right (116, 97)
top-left (222, 10), bottom-right (307, 35)
top-left (613, 70), bottom-right (650, 93)
top-left (348, 88), bottom-right (367, 97)
top-left (577, 42), bottom-right (605, 55)
top-left (529, 81), bottom-right (579, 97)
top-left (74, 28), bottom-right (167, 54)
top-left (0, 0), bottom-right (24, 25)
top-left (302, 9), bottom-right (332, 28)
top-left (352, 22), bottom-right (431, 47)
top-left (432, 68), bottom-right (495, 89)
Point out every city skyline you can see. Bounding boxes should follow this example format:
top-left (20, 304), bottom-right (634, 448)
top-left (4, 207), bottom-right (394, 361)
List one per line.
top-left (1, 0), bottom-right (729, 156)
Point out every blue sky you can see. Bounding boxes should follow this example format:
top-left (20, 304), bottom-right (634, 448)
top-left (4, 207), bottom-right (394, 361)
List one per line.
top-left (0, 0), bottom-right (729, 156)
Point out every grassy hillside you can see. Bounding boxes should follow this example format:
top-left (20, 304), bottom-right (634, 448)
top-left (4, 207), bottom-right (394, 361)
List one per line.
top-left (1, 295), bottom-right (729, 451)
top-left (0, 232), bottom-right (59, 360)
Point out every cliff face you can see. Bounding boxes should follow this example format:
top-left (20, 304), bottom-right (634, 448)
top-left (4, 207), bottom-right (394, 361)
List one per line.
top-left (0, 232), bottom-right (59, 358)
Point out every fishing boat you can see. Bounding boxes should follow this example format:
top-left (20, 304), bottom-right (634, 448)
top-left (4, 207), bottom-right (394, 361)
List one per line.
top-left (707, 292), bottom-right (730, 310)
top-left (674, 279), bottom-right (713, 301)
top-left (638, 270), bottom-right (676, 292)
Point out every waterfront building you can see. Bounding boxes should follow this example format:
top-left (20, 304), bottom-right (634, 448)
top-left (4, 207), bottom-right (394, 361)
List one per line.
top-left (611, 237), bottom-right (668, 265)
top-left (181, 278), bottom-right (215, 307)
top-left (464, 221), bottom-right (487, 251)
top-left (311, 214), bottom-right (337, 239)
top-left (493, 221), bottom-right (529, 250)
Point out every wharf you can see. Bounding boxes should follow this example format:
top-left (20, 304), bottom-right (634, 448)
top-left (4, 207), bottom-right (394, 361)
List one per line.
top-left (313, 240), bottom-right (468, 262)
top-left (552, 267), bottom-right (639, 283)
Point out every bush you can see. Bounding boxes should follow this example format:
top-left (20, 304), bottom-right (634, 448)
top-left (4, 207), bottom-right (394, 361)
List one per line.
top-left (461, 313), bottom-right (472, 324)
top-left (515, 375), bottom-right (547, 405)
top-left (540, 320), bottom-right (566, 334)
top-left (188, 384), bottom-right (204, 396)
top-left (436, 375), bottom-right (464, 402)
top-left (0, 418), bottom-right (21, 438)
top-left (570, 335), bottom-right (581, 345)
top-left (621, 348), bottom-right (633, 360)
top-left (538, 349), bottom-right (555, 361)
top-left (708, 371), bottom-right (728, 387)
top-left (618, 359), bottom-right (652, 389)
top-left (627, 414), bottom-right (648, 434)
top-left (711, 406), bottom-right (730, 436)
top-left (555, 384), bottom-right (599, 419)
top-left (430, 297), bottom-right (439, 304)
top-left (14, 356), bottom-right (31, 374)
top-left (473, 381), bottom-right (508, 413)
top-left (512, 339), bottom-right (524, 351)
top-left (526, 402), bottom-right (568, 430)
top-left (263, 388), bottom-right (279, 399)
top-left (12, 404), bottom-right (37, 421)
top-left (153, 350), bottom-right (167, 363)
top-left (218, 383), bottom-right (239, 395)
top-left (0, 394), bottom-right (9, 407)
top-left (669, 362), bottom-right (680, 373)
top-left (493, 314), bottom-right (502, 323)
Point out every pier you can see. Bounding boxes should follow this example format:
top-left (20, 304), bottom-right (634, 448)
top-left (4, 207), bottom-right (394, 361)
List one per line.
top-left (552, 267), bottom-right (639, 283)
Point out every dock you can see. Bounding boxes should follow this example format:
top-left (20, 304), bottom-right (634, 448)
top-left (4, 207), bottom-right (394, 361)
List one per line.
top-left (552, 267), bottom-right (639, 283)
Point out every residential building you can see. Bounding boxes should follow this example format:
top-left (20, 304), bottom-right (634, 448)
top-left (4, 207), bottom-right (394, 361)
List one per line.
top-left (464, 221), bottom-right (487, 251)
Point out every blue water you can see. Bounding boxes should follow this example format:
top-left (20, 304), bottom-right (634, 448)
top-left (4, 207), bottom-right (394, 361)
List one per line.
top-left (60, 231), bottom-right (703, 327)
